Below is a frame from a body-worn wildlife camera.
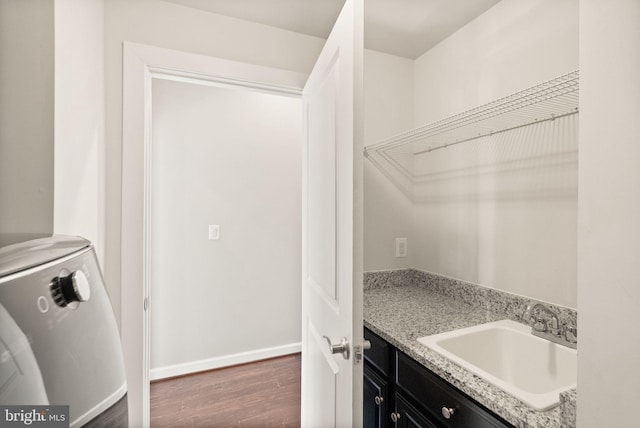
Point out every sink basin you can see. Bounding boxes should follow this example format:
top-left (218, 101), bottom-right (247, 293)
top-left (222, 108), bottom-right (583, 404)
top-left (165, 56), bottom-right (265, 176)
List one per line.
top-left (417, 319), bottom-right (576, 410)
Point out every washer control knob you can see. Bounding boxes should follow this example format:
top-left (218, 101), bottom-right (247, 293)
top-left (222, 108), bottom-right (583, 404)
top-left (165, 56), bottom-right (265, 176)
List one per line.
top-left (51, 271), bottom-right (91, 307)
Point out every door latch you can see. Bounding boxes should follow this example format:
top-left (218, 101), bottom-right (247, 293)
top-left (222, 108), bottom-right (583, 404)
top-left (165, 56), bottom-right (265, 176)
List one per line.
top-left (353, 339), bottom-right (371, 364)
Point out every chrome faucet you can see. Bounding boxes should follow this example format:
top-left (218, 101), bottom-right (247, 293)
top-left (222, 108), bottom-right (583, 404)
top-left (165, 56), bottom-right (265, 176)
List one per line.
top-left (522, 303), bottom-right (577, 349)
top-left (523, 303), bottom-right (560, 335)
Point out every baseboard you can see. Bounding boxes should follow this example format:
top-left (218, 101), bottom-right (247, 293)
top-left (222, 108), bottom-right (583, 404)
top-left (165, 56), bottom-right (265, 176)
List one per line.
top-left (149, 342), bottom-right (301, 381)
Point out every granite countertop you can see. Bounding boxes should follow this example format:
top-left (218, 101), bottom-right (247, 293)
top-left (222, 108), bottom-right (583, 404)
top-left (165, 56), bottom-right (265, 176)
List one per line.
top-left (364, 282), bottom-right (575, 428)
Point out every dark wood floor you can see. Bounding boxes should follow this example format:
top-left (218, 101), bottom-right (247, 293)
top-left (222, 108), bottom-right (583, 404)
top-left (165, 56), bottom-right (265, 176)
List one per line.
top-left (150, 353), bottom-right (301, 427)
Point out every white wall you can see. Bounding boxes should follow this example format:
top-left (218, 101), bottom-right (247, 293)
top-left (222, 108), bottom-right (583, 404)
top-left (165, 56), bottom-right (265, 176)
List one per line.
top-left (104, 0), bottom-right (325, 325)
top-left (413, 0), bottom-right (579, 125)
top-left (363, 50), bottom-right (415, 271)
top-left (578, 1), bottom-right (640, 425)
top-left (0, 0), bottom-right (54, 236)
top-left (149, 78), bottom-right (301, 378)
top-left (54, 0), bottom-right (105, 261)
top-left (0, 0), bottom-right (104, 257)
top-left (408, 0), bottom-right (579, 307)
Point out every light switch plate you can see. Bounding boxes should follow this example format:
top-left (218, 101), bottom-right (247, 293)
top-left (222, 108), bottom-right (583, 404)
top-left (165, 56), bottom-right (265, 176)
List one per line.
top-left (208, 225), bottom-right (220, 240)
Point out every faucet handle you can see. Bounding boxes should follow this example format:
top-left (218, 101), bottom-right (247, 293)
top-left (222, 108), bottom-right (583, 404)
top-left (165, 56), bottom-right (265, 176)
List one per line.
top-left (522, 304), bottom-right (534, 324)
top-left (565, 325), bottom-right (578, 344)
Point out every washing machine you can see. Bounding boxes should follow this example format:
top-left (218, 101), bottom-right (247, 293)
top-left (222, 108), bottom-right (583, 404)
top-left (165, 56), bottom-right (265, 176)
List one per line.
top-left (0, 235), bottom-right (128, 427)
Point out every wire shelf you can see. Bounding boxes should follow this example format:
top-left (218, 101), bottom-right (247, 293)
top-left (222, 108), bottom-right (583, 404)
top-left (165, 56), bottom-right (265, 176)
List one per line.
top-left (365, 70), bottom-right (579, 157)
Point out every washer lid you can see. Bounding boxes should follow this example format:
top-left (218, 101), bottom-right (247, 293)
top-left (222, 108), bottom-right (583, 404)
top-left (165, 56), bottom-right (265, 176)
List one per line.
top-left (0, 235), bottom-right (91, 278)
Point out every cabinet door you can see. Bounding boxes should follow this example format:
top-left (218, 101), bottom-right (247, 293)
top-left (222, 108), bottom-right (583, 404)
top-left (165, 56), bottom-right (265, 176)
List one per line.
top-left (394, 393), bottom-right (439, 428)
top-left (364, 365), bottom-right (388, 428)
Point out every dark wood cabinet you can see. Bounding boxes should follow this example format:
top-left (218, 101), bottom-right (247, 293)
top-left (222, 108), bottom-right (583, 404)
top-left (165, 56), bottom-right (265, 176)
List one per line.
top-left (364, 327), bottom-right (392, 427)
top-left (394, 393), bottom-right (439, 428)
top-left (364, 328), bottom-right (514, 428)
top-left (364, 365), bottom-right (389, 428)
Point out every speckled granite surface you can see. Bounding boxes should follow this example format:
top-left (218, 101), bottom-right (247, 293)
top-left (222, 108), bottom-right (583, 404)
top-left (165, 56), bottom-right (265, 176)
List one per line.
top-left (364, 269), bottom-right (419, 290)
top-left (560, 389), bottom-right (577, 428)
top-left (364, 269), bottom-right (577, 428)
top-left (364, 269), bottom-right (577, 329)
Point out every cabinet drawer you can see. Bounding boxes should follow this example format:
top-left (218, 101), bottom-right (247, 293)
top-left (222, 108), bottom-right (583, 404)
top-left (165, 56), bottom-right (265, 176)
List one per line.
top-left (364, 327), bottom-right (390, 376)
top-left (396, 352), bottom-right (513, 428)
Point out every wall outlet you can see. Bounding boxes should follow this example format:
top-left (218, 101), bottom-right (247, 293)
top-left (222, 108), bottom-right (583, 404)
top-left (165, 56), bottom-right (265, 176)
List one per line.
top-left (395, 237), bottom-right (407, 257)
top-left (208, 225), bottom-right (220, 240)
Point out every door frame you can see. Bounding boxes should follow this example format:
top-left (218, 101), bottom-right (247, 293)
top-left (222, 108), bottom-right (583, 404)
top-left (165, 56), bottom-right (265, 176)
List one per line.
top-left (121, 42), bottom-right (307, 427)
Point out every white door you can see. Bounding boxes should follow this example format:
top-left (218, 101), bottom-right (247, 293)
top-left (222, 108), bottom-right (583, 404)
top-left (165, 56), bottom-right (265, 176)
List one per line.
top-left (301, 0), bottom-right (364, 426)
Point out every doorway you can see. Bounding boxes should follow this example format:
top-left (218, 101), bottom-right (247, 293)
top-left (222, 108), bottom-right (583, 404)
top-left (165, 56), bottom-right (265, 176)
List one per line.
top-left (148, 76), bottom-right (302, 381)
top-left (121, 43), bottom-right (308, 425)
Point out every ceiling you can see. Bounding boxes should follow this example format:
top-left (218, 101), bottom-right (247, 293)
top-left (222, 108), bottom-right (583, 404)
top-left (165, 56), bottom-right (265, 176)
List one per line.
top-left (161, 0), bottom-right (501, 59)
